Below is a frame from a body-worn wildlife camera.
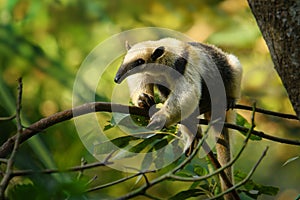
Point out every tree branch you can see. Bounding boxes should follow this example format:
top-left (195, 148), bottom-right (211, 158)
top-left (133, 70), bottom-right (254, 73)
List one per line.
top-left (0, 103), bottom-right (147, 158)
top-left (235, 104), bottom-right (298, 120)
top-left (11, 153), bottom-right (113, 177)
top-left (199, 118), bottom-right (300, 146)
top-left (0, 115), bottom-right (16, 121)
top-left (87, 170), bottom-right (155, 192)
top-left (225, 123), bottom-right (300, 145)
top-left (0, 78), bottom-right (23, 198)
top-left (0, 102), bottom-right (299, 159)
top-left (208, 146), bottom-right (269, 200)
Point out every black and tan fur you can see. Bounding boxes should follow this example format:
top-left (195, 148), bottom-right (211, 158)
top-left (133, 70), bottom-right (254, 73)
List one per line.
top-left (114, 38), bottom-right (242, 199)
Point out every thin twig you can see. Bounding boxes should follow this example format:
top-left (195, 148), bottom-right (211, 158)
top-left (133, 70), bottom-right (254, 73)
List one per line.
top-left (0, 115), bottom-right (16, 121)
top-left (235, 104), bottom-right (298, 120)
top-left (207, 146), bottom-right (269, 200)
top-left (0, 78), bottom-right (23, 199)
top-left (77, 157), bottom-right (87, 180)
top-left (12, 151), bottom-right (115, 177)
top-left (87, 170), bottom-right (155, 192)
top-left (0, 159), bottom-right (7, 164)
top-left (142, 173), bottom-right (150, 187)
top-left (11, 159), bottom-right (113, 177)
top-left (225, 123), bottom-right (300, 145)
top-left (85, 175), bottom-right (98, 186)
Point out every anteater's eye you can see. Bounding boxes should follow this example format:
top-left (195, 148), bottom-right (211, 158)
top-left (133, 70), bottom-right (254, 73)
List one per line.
top-left (136, 59), bottom-right (145, 65)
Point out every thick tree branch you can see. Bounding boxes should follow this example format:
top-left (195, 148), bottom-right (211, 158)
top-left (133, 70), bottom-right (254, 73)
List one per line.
top-left (0, 103), bottom-right (146, 158)
top-left (0, 102), bottom-right (299, 159)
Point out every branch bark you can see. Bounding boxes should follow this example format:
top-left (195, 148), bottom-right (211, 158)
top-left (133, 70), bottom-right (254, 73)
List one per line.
top-left (0, 102), bottom-right (299, 159)
top-left (0, 103), bottom-right (146, 158)
top-left (247, 0), bottom-right (300, 119)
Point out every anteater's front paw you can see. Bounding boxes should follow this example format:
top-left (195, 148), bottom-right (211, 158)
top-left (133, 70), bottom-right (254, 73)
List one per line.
top-left (146, 112), bottom-right (167, 130)
top-left (137, 93), bottom-right (155, 109)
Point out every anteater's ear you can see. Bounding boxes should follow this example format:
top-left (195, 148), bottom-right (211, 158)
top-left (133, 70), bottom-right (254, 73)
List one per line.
top-left (125, 41), bottom-right (131, 51)
top-left (151, 46), bottom-right (165, 61)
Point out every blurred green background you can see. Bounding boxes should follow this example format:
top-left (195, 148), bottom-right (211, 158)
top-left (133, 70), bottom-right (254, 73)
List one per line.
top-left (0, 0), bottom-right (299, 199)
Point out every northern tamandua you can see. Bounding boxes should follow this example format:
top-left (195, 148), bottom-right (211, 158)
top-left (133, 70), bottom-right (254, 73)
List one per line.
top-left (114, 38), bottom-right (242, 197)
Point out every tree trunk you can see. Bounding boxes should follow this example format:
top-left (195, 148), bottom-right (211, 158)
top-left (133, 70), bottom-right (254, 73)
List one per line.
top-left (247, 0), bottom-right (300, 119)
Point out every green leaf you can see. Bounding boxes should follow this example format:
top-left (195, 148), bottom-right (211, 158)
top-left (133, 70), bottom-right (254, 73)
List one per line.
top-left (103, 123), bottom-right (115, 131)
top-left (110, 113), bottom-right (129, 126)
top-left (141, 151), bottom-right (153, 170)
top-left (128, 134), bottom-right (166, 153)
top-left (175, 169), bottom-right (195, 178)
top-left (242, 180), bottom-right (279, 198)
top-left (153, 138), bottom-right (169, 150)
top-left (235, 171), bottom-right (279, 198)
top-left (169, 189), bottom-right (205, 200)
top-left (282, 156), bottom-right (299, 167)
top-left (103, 117), bottom-right (117, 132)
top-left (190, 181), bottom-right (201, 189)
top-left (110, 136), bottom-right (138, 148)
top-left (259, 185), bottom-right (279, 196)
top-left (194, 165), bottom-right (208, 176)
top-left (235, 170), bottom-right (248, 182)
top-left (153, 141), bottom-right (168, 169)
top-left (93, 140), bottom-right (120, 154)
top-left (236, 113), bottom-right (250, 127)
top-left (141, 134), bottom-right (174, 169)
top-left (94, 133), bottom-right (173, 156)
top-left (189, 180), bottom-right (211, 192)
top-left (130, 114), bottom-right (149, 126)
top-left (94, 135), bottom-right (141, 155)
top-left (236, 114), bottom-right (262, 141)
top-left (162, 125), bottom-right (178, 134)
